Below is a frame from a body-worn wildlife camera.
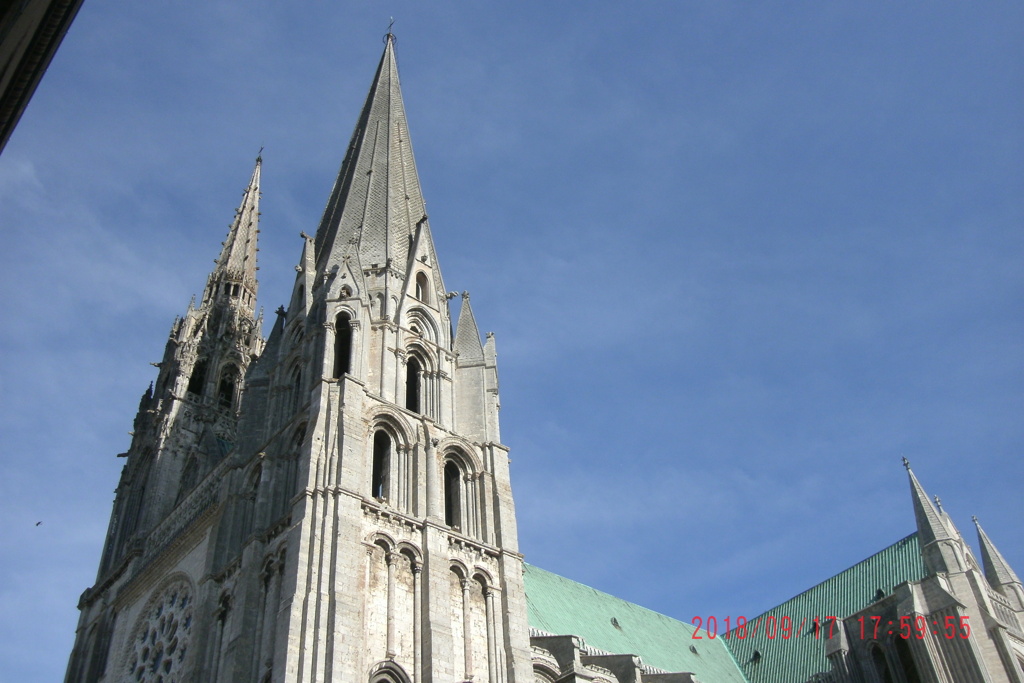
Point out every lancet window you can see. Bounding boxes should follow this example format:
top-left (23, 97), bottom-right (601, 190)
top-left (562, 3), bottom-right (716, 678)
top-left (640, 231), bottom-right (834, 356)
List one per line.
top-left (444, 461), bottom-right (461, 528)
top-left (288, 365), bottom-right (303, 415)
top-left (405, 357), bottom-right (422, 413)
top-left (218, 364), bottom-right (240, 408)
top-left (870, 644), bottom-right (896, 683)
top-left (176, 456), bottom-right (199, 505)
top-left (333, 312), bottom-right (352, 378)
top-left (415, 271), bottom-right (429, 303)
top-left (188, 359), bottom-right (208, 396)
top-left (371, 430), bottom-right (391, 500)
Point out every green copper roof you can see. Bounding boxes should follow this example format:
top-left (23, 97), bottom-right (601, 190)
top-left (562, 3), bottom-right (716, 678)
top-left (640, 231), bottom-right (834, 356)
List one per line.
top-left (524, 564), bottom-right (749, 683)
top-left (724, 534), bottom-right (927, 683)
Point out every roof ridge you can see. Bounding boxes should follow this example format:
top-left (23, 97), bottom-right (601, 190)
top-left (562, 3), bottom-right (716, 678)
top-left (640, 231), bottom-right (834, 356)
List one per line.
top-left (741, 532), bottom-right (919, 620)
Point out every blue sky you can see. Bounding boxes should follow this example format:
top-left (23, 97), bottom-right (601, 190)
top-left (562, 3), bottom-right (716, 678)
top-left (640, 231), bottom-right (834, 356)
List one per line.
top-left (1, 2), bottom-right (1021, 680)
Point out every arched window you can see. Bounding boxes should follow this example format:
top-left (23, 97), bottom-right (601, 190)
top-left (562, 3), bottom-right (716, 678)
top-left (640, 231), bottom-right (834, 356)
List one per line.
top-left (218, 364), bottom-right (239, 408)
top-left (333, 313), bottom-right (352, 378)
top-left (444, 461), bottom-right (462, 528)
top-left (871, 645), bottom-right (895, 683)
top-left (176, 457), bottom-right (199, 505)
top-left (405, 357), bottom-right (421, 413)
top-left (894, 636), bottom-right (922, 683)
top-left (122, 457), bottom-right (152, 542)
top-left (289, 365), bottom-right (303, 414)
top-left (415, 272), bottom-right (429, 303)
top-left (369, 661), bottom-right (412, 683)
top-left (284, 425), bottom-right (306, 501)
top-left (371, 431), bottom-right (390, 500)
top-left (188, 359), bottom-right (207, 396)
top-left (242, 466), bottom-right (262, 541)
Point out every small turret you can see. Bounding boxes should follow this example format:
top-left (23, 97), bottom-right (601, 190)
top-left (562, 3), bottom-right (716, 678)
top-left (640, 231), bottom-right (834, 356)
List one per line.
top-left (974, 517), bottom-right (1024, 611)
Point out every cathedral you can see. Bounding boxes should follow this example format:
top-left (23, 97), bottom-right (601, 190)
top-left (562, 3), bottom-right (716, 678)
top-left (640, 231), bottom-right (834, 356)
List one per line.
top-left (65, 35), bottom-right (1024, 683)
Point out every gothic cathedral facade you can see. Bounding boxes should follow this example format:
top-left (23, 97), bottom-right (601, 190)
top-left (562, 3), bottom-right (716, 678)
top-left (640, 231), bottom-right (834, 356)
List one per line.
top-left (66, 35), bottom-right (534, 683)
top-left (65, 35), bottom-right (1024, 683)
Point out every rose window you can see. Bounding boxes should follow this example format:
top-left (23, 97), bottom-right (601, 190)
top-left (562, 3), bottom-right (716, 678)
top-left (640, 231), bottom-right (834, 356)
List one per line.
top-left (125, 578), bottom-right (194, 682)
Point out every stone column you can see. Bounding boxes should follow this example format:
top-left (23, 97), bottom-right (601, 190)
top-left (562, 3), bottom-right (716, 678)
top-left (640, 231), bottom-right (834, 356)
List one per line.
top-left (461, 578), bottom-right (473, 680)
top-left (424, 426), bottom-right (439, 520)
top-left (412, 560), bottom-right (422, 683)
top-left (485, 587), bottom-right (497, 683)
top-left (386, 551), bottom-right (398, 659)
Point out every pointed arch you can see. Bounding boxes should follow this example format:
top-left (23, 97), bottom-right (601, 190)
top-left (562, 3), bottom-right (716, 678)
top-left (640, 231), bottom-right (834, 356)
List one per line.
top-left (187, 359), bottom-right (207, 396)
top-left (371, 430), bottom-right (391, 500)
top-left (405, 356), bottom-right (422, 413)
top-left (367, 414), bottom-right (414, 512)
top-left (405, 308), bottom-right (439, 344)
top-left (333, 311), bottom-right (353, 378)
top-left (369, 660), bottom-right (412, 683)
top-left (870, 643), bottom-right (896, 683)
top-left (217, 363), bottom-right (240, 408)
top-left (288, 363), bottom-right (303, 415)
top-left (404, 341), bottom-right (435, 417)
top-left (893, 636), bottom-right (922, 683)
top-left (444, 460), bottom-right (462, 529)
top-left (283, 424), bottom-right (306, 504)
top-left (120, 453), bottom-right (153, 546)
top-left (241, 464), bottom-right (263, 542)
top-left (415, 271), bottom-right (430, 304)
top-left (175, 456), bottom-right (199, 506)
top-left (442, 447), bottom-right (482, 537)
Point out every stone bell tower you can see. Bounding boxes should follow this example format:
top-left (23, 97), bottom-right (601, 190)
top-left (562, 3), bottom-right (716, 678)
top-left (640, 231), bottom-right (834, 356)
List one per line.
top-left (66, 34), bottom-right (534, 683)
top-left (249, 32), bottom-right (534, 683)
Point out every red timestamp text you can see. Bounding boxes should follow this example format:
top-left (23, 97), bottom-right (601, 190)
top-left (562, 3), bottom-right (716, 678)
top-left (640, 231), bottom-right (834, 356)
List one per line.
top-left (856, 615), bottom-right (971, 640)
top-left (691, 616), bottom-right (840, 640)
top-left (691, 615), bottom-right (973, 641)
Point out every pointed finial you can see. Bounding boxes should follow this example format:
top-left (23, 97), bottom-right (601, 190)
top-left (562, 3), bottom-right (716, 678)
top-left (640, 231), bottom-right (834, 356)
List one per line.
top-left (901, 456), bottom-right (911, 470)
top-left (384, 17), bottom-right (395, 43)
top-left (972, 515), bottom-right (979, 525)
top-left (275, 305), bottom-right (287, 318)
top-left (256, 146), bottom-right (264, 163)
top-left (933, 495), bottom-right (943, 512)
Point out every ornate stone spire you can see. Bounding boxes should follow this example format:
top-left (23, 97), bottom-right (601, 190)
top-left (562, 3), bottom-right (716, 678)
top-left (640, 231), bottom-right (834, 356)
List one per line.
top-left (313, 34), bottom-right (429, 284)
top-left (205, 154), bottom-right (261, 309)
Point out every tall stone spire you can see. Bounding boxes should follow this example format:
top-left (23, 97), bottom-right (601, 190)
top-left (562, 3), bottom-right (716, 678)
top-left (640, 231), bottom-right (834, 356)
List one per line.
top-left (91, 157), bottom-right (266, 581)
top-left (313, 34), bottom-right (429, 290)
top-left (904, 459), bottom-right (970, 575)
top-left (904, 458), bottom-right (955, 547)
top-left (974, 518), bottom-right (1023, 600)
top-left (204, 154), bottom-right (262, 311)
